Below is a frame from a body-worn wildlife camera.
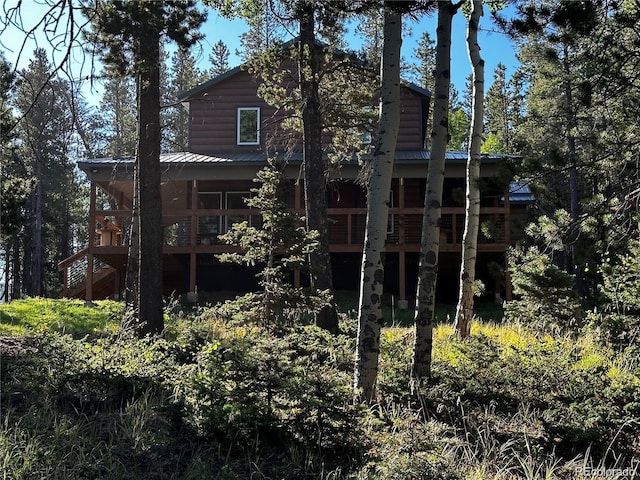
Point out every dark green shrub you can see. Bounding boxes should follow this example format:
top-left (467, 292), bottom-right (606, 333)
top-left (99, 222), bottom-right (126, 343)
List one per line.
top-left (589, 242), bottom-right (640, 350)
top-left (356, 409), bottom-right (461, 480)
top-left (376, 328), bottom-right (413, 405)
top-left (505, 246), bottom-right (582, 331)
top-left (180, 324), bottom-right (368, 466)
top-left (3, 330), bottom-right (176, 411)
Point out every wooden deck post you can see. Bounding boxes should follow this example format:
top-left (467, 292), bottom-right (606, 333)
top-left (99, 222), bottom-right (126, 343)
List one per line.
top-left (398, 178), bottom-right (408, 309)
top-left (189, 253), bottom-right (197, 300)
top-left (62, 267), bottom-right (69, 297)
top-left (504, 186), bottom-right (512, 301)
top-left (85, 182), bottom-right (97, 302)
top-left (114, 267), bottom-right (121, 300)
top-left (188, 180), bottom-right (198, 301)
top-left (86, 254), bottom-right (94, 302)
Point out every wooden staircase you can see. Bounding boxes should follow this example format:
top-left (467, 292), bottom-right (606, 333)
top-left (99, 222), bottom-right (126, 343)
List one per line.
top-left (65, 265), bottom-right (119, 300)
top-left (58, 248), bottom-right (122, 300)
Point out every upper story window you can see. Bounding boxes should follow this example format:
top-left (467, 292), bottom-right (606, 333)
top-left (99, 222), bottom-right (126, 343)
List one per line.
top-left (237, 107), bottom-right (260, 145)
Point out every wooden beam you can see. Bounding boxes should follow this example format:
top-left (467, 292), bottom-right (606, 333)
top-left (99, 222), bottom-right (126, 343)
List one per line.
top-left (399, 250), bottom-right (406, 302)
top-left (89, 182), bottom-right (97, 252)
top-left (399, 177), bottom-right (405, 246)
top-left (190, 253), bottom-right (197, 294)
top-left (86, 253), bottom-right (94, 302)
top-left (504, 186), bottom-right (512, 301)
top-left (85, 182), bottom-right (97, 302)
top-left (190, 180), bottom-right (198, 296)
top-left (114, 268), bottom-right (121, 300)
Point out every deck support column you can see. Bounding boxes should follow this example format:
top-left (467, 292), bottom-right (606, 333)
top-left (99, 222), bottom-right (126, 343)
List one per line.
top-left (86, 254), bottom-right (94, 302)
top-left (85, 182), bottom-right (96, 302)
top-left (398, 251), bottom-right (408, 309)
top-left (188, 253), bottom-right (197, 302)
top-left (62, 268), bottom-right (69, 298)
top-left (188, 180), bottom-right (198, 302)
top-left (397, 178), bottom-right (408, 309)
top-left (504, 186), bottom-right (512, 301)
top-left (114, 267), bottom-right (121, 300)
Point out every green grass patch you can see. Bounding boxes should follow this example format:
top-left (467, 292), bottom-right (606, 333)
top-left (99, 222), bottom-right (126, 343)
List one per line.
top-left (2, 297), bottom-right (638, 479)
top-left (0, 297), bottom-right (121, 336)
top-left (334, 290), bottom-right (504, 326)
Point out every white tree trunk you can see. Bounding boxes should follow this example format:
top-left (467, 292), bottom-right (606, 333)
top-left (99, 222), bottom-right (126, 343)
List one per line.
top-left (454, 0), bottom-right (484, 338)
top-left (354, 4), bottom-right (402, 403)
top-left (411, 0), bottom-right (461, 384)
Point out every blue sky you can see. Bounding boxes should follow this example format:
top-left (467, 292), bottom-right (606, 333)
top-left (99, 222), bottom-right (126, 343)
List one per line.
top-left (1, 3), bottom-right (519, 105)
top-left (198, 9), bottom-right (519, 94)
top-left (198, 10), bottom-right (518, 93)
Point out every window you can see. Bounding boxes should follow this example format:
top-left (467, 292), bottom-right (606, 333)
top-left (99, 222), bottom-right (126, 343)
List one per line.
top-left (197, 192), bottom-right (222, 244)
top-left (237, 107), bottom-right (260, 145)
top-left (225, 191), bottom-right (251, 232)
top-left (198, 192), bottom-right (222, 209)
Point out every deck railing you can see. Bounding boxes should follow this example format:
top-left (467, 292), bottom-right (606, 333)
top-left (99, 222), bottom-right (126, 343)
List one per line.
top-left (58, 247), bottom-right (109, 297)
top-left (60, 204), bottom-right (511, 299)
top-left (81, 205), bottom-right (510, 251)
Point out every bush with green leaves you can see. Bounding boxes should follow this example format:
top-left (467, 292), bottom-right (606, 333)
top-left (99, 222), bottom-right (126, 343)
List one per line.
top-left (1, 331), bottom-right (195, 479)
top-left (505, 246), bottom-right (582, 331)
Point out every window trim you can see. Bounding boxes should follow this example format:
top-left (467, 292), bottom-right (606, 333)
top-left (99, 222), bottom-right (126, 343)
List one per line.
top-left (237, 107), bottom-right (260, 145)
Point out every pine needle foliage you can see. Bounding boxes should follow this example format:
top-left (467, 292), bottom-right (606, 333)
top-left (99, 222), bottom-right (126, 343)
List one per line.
top-left (218, 159), bottom-right (329, 327)
top-left (505, 246), bottom-right (582, 332)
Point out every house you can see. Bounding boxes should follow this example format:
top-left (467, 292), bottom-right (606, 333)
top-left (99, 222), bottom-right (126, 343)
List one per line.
top-left (59, 60), bottom-right (531, 306)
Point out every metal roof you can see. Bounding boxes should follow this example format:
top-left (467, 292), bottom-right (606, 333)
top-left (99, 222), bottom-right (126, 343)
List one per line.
top-left (79, 150), bottom-right (519, 171)
top-left (507, 180), bottom-right (535, 203)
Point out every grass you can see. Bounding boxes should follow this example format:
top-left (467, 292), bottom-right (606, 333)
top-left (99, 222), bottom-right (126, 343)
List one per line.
top-left (0, 297), bottom-right (121, 336)
top-left (1, 297), bottom-right (638, 479)
top-left (333, 290), bottom-right (504, 326)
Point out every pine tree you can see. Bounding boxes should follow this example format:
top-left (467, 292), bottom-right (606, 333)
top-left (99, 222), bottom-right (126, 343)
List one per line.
top-left (218, 160), bottom-right (328, 326)
top-left (87, 0), bottom-right (206, 336)
top-left (414, 30), bottom-right (436, 97)
top-left (216, 0), bottom-right (377, 333)
top-left (236, 0), bottom-right (286, 61)
top-left (414, 30), bottom-right (436, 148)
top-left (484, 62), bottom-right (523, 153)
top-left (100, 76), bottom-right (137, 157)
top-left (355, 8), bottom-right (384, 69)
top-left (504, 0), bottom-right (640, 302)
top-left (166, 47), bottom-right (203, 152)
top-left (510, 1), bottom-right (599, 296)
top-left (209, 40), bottom-right (230, 76)
top-left (14, 49), bottom-right (82, 297)
top-left (0, 53), bottom-right (33, 301)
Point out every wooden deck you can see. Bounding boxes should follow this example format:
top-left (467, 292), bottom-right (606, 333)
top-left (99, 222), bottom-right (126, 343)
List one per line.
top-left (60, 179), bottom-right (516, 301)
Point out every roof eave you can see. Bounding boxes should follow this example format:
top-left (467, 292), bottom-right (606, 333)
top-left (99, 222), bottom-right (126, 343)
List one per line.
top-left (177, 65), bottom-right (244, 101)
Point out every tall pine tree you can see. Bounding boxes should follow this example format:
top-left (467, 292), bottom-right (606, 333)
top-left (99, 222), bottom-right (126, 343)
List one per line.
top-left (87, 0), bottom-right (206, 335)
